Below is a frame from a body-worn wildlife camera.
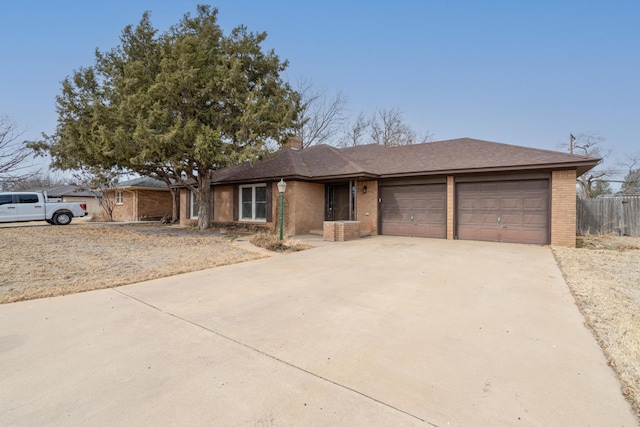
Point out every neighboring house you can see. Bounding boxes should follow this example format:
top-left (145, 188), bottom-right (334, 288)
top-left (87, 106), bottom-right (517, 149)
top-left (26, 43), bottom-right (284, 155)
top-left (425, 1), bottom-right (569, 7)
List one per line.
top-left (177, 137), bottom-right (600, 246)
top-left (43, 185), bottom-right (101, 218)
top-left (110, 177), bottom-right (173, 222)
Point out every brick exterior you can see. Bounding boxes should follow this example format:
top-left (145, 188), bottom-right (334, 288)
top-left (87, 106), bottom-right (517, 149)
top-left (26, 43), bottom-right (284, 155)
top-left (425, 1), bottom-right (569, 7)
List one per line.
top-left (323, 221), bottom-right (360, 242)
top-left (446, 176), bottom-right (455, 240)
top-left (280, 181), bottom-right (324, 235)
top-left (356, 180), bottom-right (378, 235)
top-left (136, 190), bottom-right (173, 219)
top-left (176, 170), bottom-right (579, 246)
top-left (551, 170), bottom-right (577, 247)
top-left (179, 189), bottom-right (199, 226)
top-left (213, 185), bottom-right (234, 223)
top-left (111, 189), bottom-right (172, 222)
top-left (112, 191), bottom-right (134, 222)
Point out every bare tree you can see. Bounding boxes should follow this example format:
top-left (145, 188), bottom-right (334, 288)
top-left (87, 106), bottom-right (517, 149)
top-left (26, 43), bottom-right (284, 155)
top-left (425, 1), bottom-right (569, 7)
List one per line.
top-left (339, 113), bottom-right (370, 147)
top-left (295, 80), bottom-right (348, 148)
top-left (618, 152), bottom-right (640, 194)
top-left (72, 168), bottom-right (121, 221)
top-left (370, 107), bottom-right (432, 146)
top-left (3, 171), bottom-right (69, 191)
top-left (0, 115), bottom-right (39, 190)
top-left (565, 133), bottom-right (611, 199)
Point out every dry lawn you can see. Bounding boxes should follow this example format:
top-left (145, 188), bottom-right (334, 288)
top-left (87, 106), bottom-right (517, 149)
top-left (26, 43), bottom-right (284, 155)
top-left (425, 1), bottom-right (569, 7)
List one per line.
top-left (553, 234), bottom-right (640, 420)
top-left (0, 223), bottom-right (266, 303)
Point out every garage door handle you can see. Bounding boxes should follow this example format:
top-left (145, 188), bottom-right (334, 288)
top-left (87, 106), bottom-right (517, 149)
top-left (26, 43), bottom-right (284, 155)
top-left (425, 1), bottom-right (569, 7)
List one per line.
top-left (497, 216), bottom-right (501, 224)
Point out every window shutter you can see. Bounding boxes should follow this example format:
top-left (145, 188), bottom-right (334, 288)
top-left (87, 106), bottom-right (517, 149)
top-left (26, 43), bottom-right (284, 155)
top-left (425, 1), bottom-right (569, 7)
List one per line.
top-left (233, 185), bottom-right (239, 221)
top-left (185, 190), bottom-right (191, 219)
top-left (265, 183), bottom-right (273, 222)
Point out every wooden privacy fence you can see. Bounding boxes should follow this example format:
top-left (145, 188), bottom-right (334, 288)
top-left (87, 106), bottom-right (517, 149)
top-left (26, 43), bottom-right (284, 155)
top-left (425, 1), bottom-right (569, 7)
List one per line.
top-left (577, 196), bottom-right (640, 236)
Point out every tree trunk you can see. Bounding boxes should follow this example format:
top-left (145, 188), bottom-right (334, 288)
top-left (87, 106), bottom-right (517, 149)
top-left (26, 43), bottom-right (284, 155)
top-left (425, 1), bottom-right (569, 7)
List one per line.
top-left (169, 187), bottom-right (179, 223)
top-left (197, 174), bottom-right (212, 230)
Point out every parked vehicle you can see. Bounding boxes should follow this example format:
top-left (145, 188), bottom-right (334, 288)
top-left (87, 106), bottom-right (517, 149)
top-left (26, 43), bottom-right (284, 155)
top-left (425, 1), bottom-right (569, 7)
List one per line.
top-left (0, 192), bottom-right (87, 225)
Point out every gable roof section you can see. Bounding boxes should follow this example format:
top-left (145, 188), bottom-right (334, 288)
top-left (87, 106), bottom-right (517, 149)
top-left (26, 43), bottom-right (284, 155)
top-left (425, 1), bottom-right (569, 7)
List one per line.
top-left (211, 145), bottom-right (373, 184)
top-left (210, 138), bottom-right (600, 184)
top-left (43, 185), bottom-right (96, 198)
top-left (116, 177), bottom-right (168, 190)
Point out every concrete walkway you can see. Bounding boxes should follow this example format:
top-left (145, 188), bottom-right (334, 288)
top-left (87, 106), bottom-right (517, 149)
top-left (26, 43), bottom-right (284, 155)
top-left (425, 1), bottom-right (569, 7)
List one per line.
top-left (1, 237), bottom-right (636, 426)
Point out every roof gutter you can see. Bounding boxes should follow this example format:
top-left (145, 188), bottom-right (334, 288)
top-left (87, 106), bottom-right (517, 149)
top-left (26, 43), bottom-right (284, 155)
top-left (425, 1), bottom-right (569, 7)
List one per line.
top-left (377, 160), bottom-right (600, 179)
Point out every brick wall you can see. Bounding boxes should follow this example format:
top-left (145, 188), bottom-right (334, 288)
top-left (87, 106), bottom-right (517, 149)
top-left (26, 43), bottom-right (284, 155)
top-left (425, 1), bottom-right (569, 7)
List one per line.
top-left (213, 185), bottom-right (234, 222)
top-left (446, 176), bottom-right (455, 240)
top-left (179, 189), bottom-right (188, 226)
top-left (112, 191), bottom-right (134, 222)
top-left (323, 221), bottom-right (360, 242)
top-left (551, 170), bottom-right (577, 247)
top-left (136, 190), bottom-right (172, 220)
top-left (356, 180), bottom-right (378, 234)
top-left (285, 181), bottom-right (324, 235)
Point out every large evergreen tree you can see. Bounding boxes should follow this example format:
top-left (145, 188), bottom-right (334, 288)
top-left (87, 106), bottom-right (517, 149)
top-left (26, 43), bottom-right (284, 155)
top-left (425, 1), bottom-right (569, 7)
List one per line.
top-left (33, 6), bottom-right (300, 229)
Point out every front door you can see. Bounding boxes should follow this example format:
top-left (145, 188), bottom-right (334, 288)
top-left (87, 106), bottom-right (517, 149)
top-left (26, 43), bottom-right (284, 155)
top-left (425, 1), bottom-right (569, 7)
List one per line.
top-left (325, 184), bottom-right (351, 221)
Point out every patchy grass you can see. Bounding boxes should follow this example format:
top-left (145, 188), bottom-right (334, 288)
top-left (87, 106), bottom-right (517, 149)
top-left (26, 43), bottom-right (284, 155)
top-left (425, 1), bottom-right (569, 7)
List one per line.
top-left (250, 232), bottom-right (313, 253)
top-left (0, 223), bottom-right (266, 304)
top-left (553, 234), bottom-right (640, 420)
top-left (577, 233), bottom-right (640, 250)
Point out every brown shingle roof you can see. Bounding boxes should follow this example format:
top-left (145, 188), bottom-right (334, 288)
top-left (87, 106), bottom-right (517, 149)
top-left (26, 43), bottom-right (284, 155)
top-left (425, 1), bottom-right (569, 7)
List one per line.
top-left (210, 138), bottom-right (600, 184)
top-left (340, 138), bottom-right (599, 177)
top-left (211, 145), bottom-right (372, 183)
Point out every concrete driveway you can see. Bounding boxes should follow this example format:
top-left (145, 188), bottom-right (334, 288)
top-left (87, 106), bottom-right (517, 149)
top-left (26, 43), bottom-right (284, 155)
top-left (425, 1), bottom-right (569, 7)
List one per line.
top-left (1, 237), bottom-right (636, 426)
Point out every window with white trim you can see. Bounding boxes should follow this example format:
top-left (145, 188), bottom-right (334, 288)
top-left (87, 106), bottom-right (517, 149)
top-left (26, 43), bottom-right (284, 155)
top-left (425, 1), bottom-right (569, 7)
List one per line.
top-left (115, 191), bottom-right (123, 205)
top-left (239, 184), bottom-right (266, 221)
top-left (190, 191), bottom-right (199, 219)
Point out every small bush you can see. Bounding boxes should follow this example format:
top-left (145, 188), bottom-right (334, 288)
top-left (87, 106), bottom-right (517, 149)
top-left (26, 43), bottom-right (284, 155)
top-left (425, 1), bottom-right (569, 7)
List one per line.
top-left (250, 232), bottom-right (312, 253)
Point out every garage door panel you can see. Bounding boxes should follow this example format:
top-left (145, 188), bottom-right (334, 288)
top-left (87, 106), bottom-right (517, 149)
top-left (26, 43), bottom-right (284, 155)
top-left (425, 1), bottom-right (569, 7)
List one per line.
top-left (523, 197), bottom-right (545, 209)
top-left (380, 184), bottom-right (446, 238)
top-left (502, 214), bottom-right (523, 226)
top-left (523, 214), bottom-right (546, 227)
top-left (481, 198), bottom-right (499, 209)
top-left (501, 198), bottom-right (522, 209)
top-left (456, 180), bottom-right (549, 244)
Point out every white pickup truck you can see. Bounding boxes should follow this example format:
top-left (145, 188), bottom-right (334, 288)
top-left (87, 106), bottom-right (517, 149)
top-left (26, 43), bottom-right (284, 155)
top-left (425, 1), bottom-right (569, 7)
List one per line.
top-left (0, 192), bottom-right (88, 225)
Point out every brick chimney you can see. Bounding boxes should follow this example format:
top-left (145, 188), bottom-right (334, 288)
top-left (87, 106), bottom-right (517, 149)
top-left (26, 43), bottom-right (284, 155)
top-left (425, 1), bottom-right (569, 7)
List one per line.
top-left (282, 135), bottom-right (302, 150)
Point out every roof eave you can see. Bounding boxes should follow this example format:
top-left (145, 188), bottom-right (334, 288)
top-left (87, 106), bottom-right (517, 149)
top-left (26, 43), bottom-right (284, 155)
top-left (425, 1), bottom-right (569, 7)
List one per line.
top-left (378, 161), bottom-right (601, 179)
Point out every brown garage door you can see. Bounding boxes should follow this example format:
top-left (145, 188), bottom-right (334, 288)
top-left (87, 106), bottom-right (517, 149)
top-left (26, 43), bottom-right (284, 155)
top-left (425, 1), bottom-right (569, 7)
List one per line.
top-left (380, 184), bottom-right (447, 238)
top-left (456, 180), bottom-right (549, 244)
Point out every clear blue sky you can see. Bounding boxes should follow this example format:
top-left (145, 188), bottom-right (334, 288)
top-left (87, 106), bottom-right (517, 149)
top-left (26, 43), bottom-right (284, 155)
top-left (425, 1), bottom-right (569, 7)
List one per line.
top-left (1, 1), bottom-right (638, 175)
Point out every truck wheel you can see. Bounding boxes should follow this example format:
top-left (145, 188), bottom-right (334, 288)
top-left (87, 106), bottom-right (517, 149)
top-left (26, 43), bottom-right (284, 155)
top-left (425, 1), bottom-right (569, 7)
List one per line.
top-left (53, 212), bottom-right (72, 225)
